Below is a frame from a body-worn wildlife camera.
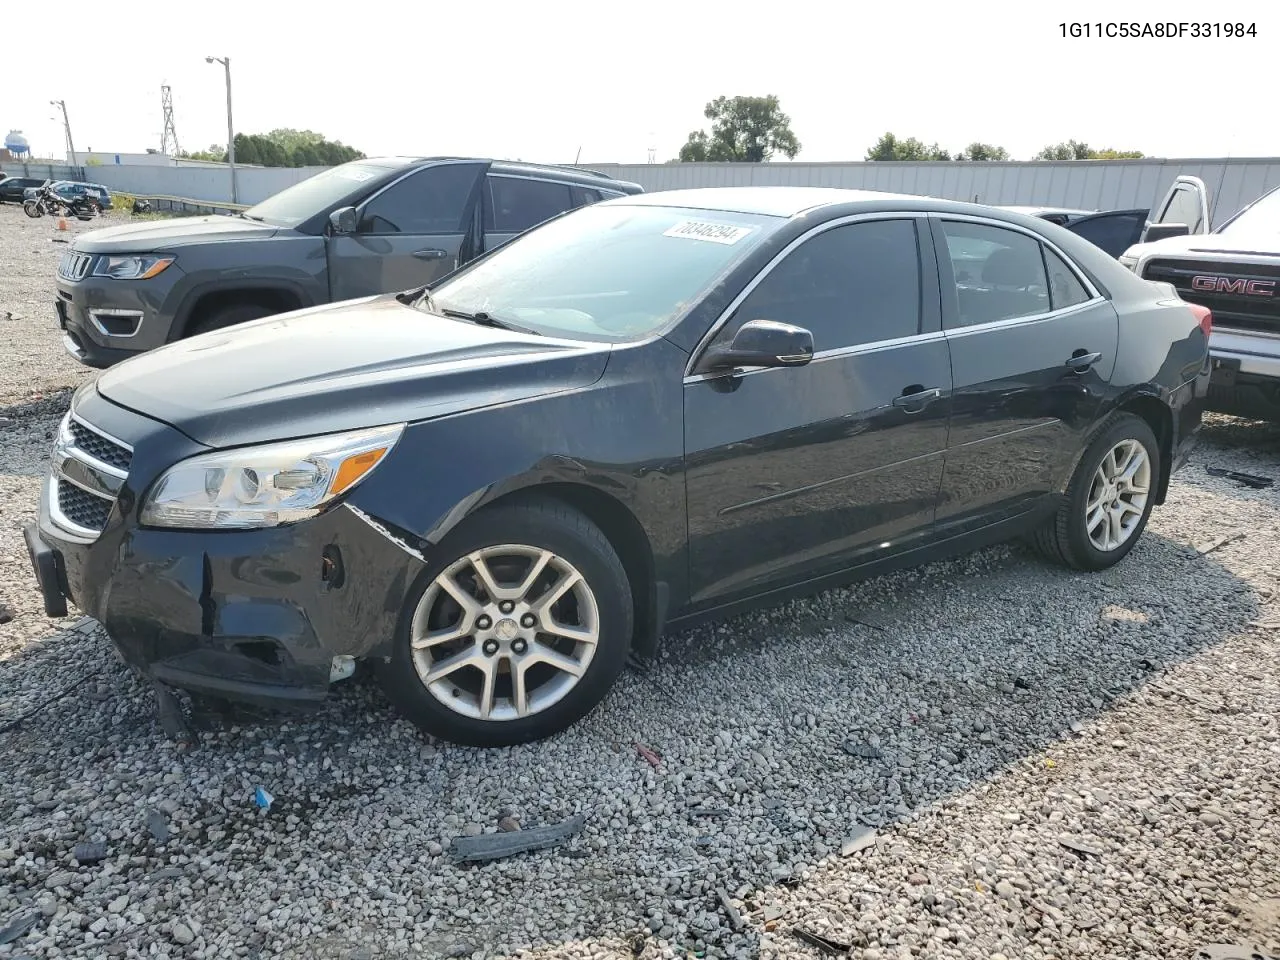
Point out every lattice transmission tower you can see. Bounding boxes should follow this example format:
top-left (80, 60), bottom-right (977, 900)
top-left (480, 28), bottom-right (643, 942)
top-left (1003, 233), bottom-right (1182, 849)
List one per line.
top-left (160, 85), bottom-right (181, 156)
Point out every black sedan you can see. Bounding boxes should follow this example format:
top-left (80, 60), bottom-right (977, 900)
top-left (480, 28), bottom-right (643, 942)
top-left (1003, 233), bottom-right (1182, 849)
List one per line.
top-left (26, 187), bottom-right (1212, 747)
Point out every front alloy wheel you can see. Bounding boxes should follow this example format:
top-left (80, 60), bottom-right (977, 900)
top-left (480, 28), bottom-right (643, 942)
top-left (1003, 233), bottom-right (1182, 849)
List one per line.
top-left (411, 545), bottom-right (600, 722)
top-left (376, 498), bottom-right (633, 747)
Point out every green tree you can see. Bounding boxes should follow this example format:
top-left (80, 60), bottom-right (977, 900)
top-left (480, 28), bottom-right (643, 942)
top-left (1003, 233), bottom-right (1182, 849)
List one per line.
top-left (677, 95), bottom-right (801, 162)
top-left (181, 130), bottom-right (365, 167)
top-left (1033, 140), bottom-right (1145, 160)
top-left (957, 142), bottom-right (1010, 161)
top-left (865, 132), bottom-right (953, 161)
top-left (179, 144), bottom-right (228, 162)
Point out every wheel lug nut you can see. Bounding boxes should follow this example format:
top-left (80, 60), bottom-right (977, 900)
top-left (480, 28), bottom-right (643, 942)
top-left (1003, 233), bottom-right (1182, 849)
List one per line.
top-left (477, 615), bottom-right (491, 630)
top-left (482, 639), bottom-right (499, 656)
top-left (499, 601), bottom-right (514, 614)
top-left (520, 614), bottom-right (535, 628)
top-left (511, 638), bottom-right (527, 654)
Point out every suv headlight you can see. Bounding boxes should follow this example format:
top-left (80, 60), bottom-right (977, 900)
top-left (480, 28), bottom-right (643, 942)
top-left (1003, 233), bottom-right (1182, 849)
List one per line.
top-left (92, 255), bottom-right (175, 280)
top-left (140, 424), bottom-right (404, 530)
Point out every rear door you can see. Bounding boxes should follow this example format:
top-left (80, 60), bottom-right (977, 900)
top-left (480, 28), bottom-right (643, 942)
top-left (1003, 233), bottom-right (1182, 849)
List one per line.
top-left (1064, 209), bottom-right (1149, 259)
top-left (481, 174), bottom-right (585, 253)
top-left (1142, 176), bottom-right (1211, 242)
top-left (326, 161), bottom-right (488, 301)
top-left (931, 214), bottom-right (1119, 533)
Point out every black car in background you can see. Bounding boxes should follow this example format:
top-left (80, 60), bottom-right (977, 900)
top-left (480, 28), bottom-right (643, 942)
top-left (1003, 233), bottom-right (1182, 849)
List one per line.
top-left (50, 157), bottom-right (643, 368)
top-left (1000, 205), bottom-right (1150, 259)
top-left (27, 187), bottom-right (1210, 747)
top-left (0, 175), bottom-right (46, 203)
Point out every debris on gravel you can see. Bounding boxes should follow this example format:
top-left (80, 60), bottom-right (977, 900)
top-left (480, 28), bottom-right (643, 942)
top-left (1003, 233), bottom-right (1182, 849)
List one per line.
top-left (2, 201), bottom-right (1279, 958)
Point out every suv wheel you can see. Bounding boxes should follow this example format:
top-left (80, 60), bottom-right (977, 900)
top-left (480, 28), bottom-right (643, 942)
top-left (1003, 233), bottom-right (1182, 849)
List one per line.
top-left (1032, 412), bottom-right (1160, 571)
top-left (375, 498), bottom-right (633, 747)
top-left (188, 302), bottom-right (276, 337)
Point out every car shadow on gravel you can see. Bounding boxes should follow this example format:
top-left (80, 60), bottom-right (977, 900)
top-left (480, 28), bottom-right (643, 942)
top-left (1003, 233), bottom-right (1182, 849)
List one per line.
top-left (0, 519), bottom-right (1262, 958)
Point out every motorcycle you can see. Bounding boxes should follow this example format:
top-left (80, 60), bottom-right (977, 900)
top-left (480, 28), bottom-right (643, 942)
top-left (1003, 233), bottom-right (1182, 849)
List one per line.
top-left (23, 184), bottom-right (99, 221)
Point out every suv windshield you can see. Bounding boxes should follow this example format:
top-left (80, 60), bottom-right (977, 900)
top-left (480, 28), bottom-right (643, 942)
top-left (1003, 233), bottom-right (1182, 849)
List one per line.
top-left (426, 204), bottom-right (781, 342)
top-left (1220, 186), bottom-right (1280, 235)
top-left (242, 161), bottom-right (396, 226)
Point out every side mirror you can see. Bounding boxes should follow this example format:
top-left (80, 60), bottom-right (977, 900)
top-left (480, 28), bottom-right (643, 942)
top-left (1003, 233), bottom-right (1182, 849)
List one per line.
top-left (1142, 222), bottom-right (1190, 243)
top-left (329, 206), bottom-right (357, 235)
top-left (702, 319), bottom-right (814, 373)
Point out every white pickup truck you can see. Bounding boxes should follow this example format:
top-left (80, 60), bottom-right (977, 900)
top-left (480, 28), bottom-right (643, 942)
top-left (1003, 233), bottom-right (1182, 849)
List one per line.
top-left (1120, 176), bottom-right (1280, 421)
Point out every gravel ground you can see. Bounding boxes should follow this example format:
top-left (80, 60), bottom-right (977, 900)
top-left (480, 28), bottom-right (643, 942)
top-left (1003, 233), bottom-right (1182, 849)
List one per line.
top-left (1, 200), bottom-right (1279, 959)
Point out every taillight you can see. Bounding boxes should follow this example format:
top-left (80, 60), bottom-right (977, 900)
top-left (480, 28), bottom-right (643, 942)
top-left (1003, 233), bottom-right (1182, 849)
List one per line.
top-left (1187, 302), bottom-right (1213, 338)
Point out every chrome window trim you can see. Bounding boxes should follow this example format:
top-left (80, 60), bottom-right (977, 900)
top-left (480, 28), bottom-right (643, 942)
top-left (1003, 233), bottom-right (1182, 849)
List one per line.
top-left (683, 211), bottom-right (927, 379)
top-left (87, 308), bottom-right (144, 339)
top-left (48, 475), bottom-right (107, 541)
top-left (940, 298), bottom-right (1103, 340)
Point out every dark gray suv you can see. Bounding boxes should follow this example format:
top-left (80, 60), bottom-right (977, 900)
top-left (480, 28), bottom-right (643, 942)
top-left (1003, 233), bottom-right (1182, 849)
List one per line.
top-left (53, 157), bottom-right (643, 367)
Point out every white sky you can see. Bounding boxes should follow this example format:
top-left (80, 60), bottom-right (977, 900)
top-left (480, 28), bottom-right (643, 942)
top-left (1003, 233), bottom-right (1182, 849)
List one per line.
top-left (7, 0), bottom-right (1277, 165)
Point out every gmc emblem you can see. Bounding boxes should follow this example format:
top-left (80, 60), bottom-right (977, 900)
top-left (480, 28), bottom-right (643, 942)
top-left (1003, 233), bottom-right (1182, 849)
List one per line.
top-left (1191, 275), bottom-right (1277, 297)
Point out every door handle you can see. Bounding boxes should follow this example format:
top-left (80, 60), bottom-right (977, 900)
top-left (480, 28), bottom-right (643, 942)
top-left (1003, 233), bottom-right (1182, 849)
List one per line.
top-left (892, 386), bottom-right (943, 411)
top-left (1066, 350), bottom-right (1103, 372)
top-left (412, 248), bottom-right (448, 260)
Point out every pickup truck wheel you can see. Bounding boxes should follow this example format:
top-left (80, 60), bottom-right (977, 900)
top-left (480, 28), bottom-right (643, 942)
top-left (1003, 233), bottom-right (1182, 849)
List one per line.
top-left (375, 498), bottom-right (633, 747)
top-left (1032, 412), bottom-right (1160, 572)
top-left (188, 303), bottom-right (275, 337)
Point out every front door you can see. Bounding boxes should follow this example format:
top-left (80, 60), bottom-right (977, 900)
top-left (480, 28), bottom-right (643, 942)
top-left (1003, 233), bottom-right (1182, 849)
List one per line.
top-left (683, 216), bottom-right (952, 606)
top-left (481, 174), bottom-right (584, 253)
top-left (930, 215), bottom-right (1119, 534)
top-left (327, 161), bottom-right (488, 302)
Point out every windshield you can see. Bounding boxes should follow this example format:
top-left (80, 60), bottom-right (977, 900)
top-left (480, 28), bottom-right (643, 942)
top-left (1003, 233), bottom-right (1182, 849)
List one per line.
top-left (242, 161), bottom-right (395, 226)
top-left (1220, 186), bottom-right (1280, 235)
top-left (426, 204), bottom-right (781, 342)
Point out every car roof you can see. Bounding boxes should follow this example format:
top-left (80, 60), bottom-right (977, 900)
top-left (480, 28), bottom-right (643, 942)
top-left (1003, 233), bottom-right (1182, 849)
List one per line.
top-left (356, 155), bottom-right (642, 191)
top-left (999, 205), bottom-right (1095, 217)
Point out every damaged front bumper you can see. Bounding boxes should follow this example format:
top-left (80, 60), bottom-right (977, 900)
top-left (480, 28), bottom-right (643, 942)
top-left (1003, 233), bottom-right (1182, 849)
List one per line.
top-left (27, 399), bottom-right (429, 709)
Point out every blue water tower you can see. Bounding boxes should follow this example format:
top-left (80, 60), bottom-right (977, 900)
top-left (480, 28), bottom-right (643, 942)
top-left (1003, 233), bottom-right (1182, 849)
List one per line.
top-left (3, 130), bottom-right (31, 157)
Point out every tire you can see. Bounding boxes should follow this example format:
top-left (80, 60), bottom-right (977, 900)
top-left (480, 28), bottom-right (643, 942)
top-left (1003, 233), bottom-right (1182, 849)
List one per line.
top-left (375, 498), bottom-right (634, 747)
top-left (22, 200), bottom-right (43, 218)
top-left (187, 302), bottom-right (276, 337)
top-left (1032, 412), bottom-right (1161, 572)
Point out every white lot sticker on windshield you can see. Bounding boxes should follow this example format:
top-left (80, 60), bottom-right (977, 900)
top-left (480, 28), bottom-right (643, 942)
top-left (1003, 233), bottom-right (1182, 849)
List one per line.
top-left (663, 220), bottom-right (754, 245)
top-left (335, 169), bottom-right (374, 182)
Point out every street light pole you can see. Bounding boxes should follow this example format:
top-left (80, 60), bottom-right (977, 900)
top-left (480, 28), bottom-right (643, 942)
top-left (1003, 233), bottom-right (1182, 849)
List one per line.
top-left (205, 56), bottom-right (237, 204)
top-left (50, 100), bottom-right (77, 168)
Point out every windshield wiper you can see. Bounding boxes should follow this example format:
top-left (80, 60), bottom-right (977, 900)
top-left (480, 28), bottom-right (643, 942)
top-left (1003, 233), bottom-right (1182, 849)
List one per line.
top-left (438, 308), bottom-right (542, 336)
top-left (396, 284), bottom-right (432, 307)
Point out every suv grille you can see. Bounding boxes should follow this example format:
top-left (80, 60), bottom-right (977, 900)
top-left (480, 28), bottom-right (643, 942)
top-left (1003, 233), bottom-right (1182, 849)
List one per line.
top-left (49, 415), bottom-right (132, 538)
top-left (57, 251), bottom-right (93, 281)
top-left (1143, 257), bottom-right (1280, 335)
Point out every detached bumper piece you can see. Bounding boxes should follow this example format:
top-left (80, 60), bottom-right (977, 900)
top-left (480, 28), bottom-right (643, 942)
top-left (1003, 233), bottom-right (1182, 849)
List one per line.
top-left (24, 525), bottom-right (67, 618)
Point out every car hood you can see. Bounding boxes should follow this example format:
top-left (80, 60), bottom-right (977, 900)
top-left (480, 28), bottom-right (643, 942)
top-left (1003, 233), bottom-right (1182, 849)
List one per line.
top-left (94, 296), bottom-right (611, 449)
top-left (1127, 231), bottom-right (1280, 261)
top-left (72, 214), bottom-right (281, 253)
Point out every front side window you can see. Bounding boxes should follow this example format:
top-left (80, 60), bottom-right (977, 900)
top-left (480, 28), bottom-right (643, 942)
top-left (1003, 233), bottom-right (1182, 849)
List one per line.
top-left (487, 176), bottom-right (574, 233)
top-left (427, 204), bottom-right (780, 343)
top-left (361, 163), bottom-right (482, 235)
top-left (724, 219), bottom-right (922, 351)
top-left (1158, 185), bottom-right (1204, 232)
top-left (941, 221), bottom-right (1049, 327)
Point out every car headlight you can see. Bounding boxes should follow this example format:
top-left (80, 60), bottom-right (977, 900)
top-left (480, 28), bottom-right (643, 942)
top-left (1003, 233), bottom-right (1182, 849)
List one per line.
top-left (140, 424), bottom-right (404, 530)
top-left (92, 255), bottom-right (175, 280)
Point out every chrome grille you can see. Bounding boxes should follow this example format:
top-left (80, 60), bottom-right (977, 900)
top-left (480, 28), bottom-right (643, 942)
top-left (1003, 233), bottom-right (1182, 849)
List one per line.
top-left (49, 414), bottom-right (132, 539)
top-left (57, 251), bottom-right (94, 281)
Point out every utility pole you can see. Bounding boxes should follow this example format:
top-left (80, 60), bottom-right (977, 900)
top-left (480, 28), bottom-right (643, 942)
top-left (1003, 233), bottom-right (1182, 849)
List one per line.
top-left (205, 56), bottom-right (237, 203)
top-left (50, 100), bottom-right (77, 168)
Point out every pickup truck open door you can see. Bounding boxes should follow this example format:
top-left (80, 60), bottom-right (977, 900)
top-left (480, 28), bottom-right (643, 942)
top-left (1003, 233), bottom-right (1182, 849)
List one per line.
top-left (1141, 175), bottom-right (1211, 244)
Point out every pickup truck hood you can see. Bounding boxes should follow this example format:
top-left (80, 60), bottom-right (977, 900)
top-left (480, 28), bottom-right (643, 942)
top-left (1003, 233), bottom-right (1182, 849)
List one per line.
top-left (73, 214), bottom-right (280, 253)
top-left (1128, 231), bottom-right (1280, 261)
top-left (94, 296), bottom-right (611, 448)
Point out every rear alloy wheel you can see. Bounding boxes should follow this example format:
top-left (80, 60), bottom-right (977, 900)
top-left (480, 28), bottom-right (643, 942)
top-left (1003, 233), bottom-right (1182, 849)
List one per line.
top-left (1032, 413), bottom-right (1160, 571)
top-left (376, 500), bottom-right (632, 746)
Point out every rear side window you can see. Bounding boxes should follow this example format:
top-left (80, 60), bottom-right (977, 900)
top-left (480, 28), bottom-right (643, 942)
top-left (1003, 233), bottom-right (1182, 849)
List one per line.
top-left (487, 176), bottom-right (574, 233)
top-left (941, 221), bottom-right (1050, 327)
top-left (1042, 246), bottom-right (1091, 310)
top-left (570, 185), bottom-right (602, 207)
top-left (360, 164), bottom-right (481, 235)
